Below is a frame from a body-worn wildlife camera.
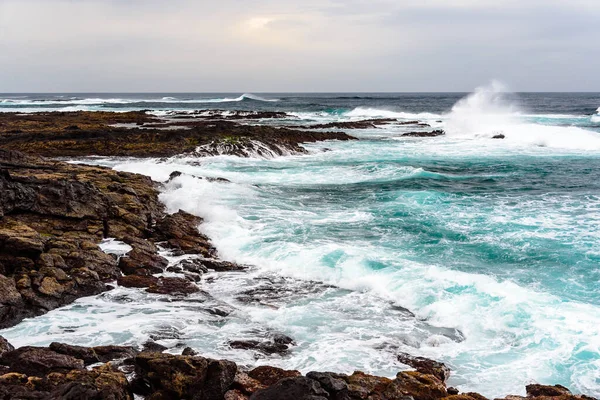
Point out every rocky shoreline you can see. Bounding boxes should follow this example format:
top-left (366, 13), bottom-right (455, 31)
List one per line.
top-left (0, 335), bottom-right (591, 400)
top-left (0, 111), bottom-right (595, 399)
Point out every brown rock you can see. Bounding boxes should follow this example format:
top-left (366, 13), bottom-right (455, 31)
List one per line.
top-left (384, 371), bottom-right (448, 400)
top-left (0, 337), bottom-right (14, 358)
top-left (398, 352), bottom-right (450, 383)
top-left (38, 276), bottom-right (65, 297)
top-left (0, 346), bottom-right (84, 376)
top-left (118, 274), bottom-right (159, 288)
top-left (247, 366), bottom-right (302, 387)
top-left (146, 277), bottom-right (200, 295)
top-left (526, 384), bottom-right (572, 398)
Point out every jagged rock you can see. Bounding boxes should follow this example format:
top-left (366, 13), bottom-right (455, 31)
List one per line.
top-left (0, 346), bottom-right (84, 376)
top-left (247, 366), bottom-right (302, 386)
top-left (384, 371), bottom-right (448, 400)
top-left (526, 384), bottom-right (572, 397)
top-left (398, 353), bottom-right (450, 383)
top-left (229, 333), bottom-right (295, 355)
top-left (48, 343), bottom-right (138, 366)
top-left (306, 371), bottom-right (349, 394)
top-left (343, 371), bottom-right (393, 398)
top-left (0, 337), bottom-right (14, 358)
top-left (249, 376), bottom-right (329, 400)
top-left (133, 352), bottom-right (237, 400)
top-left (146, 277), bottom-right (200, 295)
top-left (0, 363), bottom-right (133, 400)
top-left (143, 341), bottom-right (168, 353)
top-left (154, 210), bottom-right (214, 256)
top-left (117, 274), bottom-right (160, 288)
top-left (200, 259), bottom-right (247, 272)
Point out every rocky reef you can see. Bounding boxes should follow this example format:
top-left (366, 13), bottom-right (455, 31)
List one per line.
top-left (0, 149), bottom-right (221, 328)
top-left (0, 111), bottom-right (355, 158)
top-left (0, 335), bottom-right (593, 400)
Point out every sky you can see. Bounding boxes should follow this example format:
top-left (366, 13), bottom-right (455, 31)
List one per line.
top-left (0, 0), bottom-right (599, 92)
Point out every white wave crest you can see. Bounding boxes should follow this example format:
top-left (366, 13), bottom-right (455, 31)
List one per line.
top-left (345, 107), bottom-right (441, 120)
top-left (0, 93), bottom-right (278, 106)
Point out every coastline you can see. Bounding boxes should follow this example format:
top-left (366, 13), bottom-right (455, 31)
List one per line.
top-left (0, 111), bottom-right (597, 399)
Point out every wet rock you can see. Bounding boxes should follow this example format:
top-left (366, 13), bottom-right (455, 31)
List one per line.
top-left (398, 353), bottom-right (450, 383)
top-left (133, 352), bottom-right (237, 400)
top-left (249, 376), bottom-right (329, 400)
top-left (492, 134), bottom-right (506, 139)
top-left (146, 277), bottom-right (200, 295)
top-left (229, 333), bottom-right (295, 355)
top-left (200, 259), bottom-right (247, 272)
top-left (247, 366), bottom-right (302, 387)
top-left (0, 346), bottom-right (84, 376)
top-left (0, 363), bottom-right (133, 400)
top-left (384, 371), bottom-right (448, 400)
top-left (342, 371), bottom-right (393, 399)
top-left (117, 274), bottom-right (159, 288)
top-left (306, 371), bottom-right (349, 393)
top-left (154, 210), bottom-right (214, 256)
top-left (182, 347), bottom-right (198, 356)
top-left (402, 130), bottom-right (445, 137)
top-left (0, 337), bottom-right (14, 358)
top-left (143, 341), bottom-right (168, 353)
top-left (526, 384), bottom-right (571, 397)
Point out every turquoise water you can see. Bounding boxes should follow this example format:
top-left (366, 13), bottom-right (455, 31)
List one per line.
top-left (2, 88), bottom-right (600, 397)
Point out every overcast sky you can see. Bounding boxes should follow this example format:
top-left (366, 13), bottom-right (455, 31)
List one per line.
top-left (0, 0), bottom-right (598, 92)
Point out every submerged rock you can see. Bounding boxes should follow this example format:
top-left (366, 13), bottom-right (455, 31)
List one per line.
top-left (146, 276), bottom-right (200, 295)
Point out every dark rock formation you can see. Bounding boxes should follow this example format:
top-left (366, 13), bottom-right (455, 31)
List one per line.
top-left (492, 134), bottom-right (506, 139)
top-left (0, 111), bottom-right (356, 158)
top-left (302, 118), bottom-right (398, 130)
top-left (401, 130), bottom-right (445, 137)
top-left (0, 149), bottom-right (216, 328)
top-left (0, 337), bottom-right (595, 400)
top-left (398, 352), bottom-right (450, 383)
top-left (146, 276), bottom-right (200, 295)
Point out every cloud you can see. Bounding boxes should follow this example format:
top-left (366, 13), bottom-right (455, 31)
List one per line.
top-left (0, 0), bottom-right (598, 91)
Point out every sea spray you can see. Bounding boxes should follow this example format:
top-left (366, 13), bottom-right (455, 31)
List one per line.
top-left (442, 82), bottom-right (600, 150)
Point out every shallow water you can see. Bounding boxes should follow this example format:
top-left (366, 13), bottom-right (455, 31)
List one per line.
top-left (2, 88), bottom-right (600, 397)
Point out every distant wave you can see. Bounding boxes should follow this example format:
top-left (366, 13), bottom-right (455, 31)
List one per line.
top-left (0, 93), bottom-right (279, 106)
top-left (345, 107), bottom-right (441, 120)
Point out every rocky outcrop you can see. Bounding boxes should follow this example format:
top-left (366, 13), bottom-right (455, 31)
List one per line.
top-left (0, 112), bottom-right (356, 158)
top-left (0, 149), bottom-right (216, 328)
top-left (401, 130), bottom-right (445, 137)
top-left (0, 337), bottom-right (595, 400)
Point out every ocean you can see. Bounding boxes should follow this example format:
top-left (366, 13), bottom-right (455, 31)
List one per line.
top-left (1, 85), bottom-right (600, 397)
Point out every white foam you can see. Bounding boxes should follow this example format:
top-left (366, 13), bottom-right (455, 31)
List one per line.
top-left (99, 238), bottom-right (132, 257)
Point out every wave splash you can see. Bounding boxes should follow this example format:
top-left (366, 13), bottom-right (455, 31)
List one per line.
top-left (444, 81), bottom-right (600, 150)
top-left (592, 107), bottom-right (600, 123)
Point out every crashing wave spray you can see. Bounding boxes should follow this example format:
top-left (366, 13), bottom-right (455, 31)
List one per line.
top-left (592, 107), bottom-right (600, 123)
top-left (444, 82), bottom-right (600, 150)
top-left (444, 81), bottom-right (518, 138)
